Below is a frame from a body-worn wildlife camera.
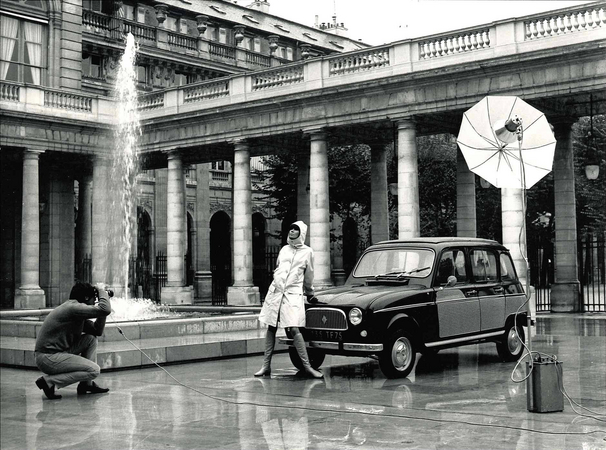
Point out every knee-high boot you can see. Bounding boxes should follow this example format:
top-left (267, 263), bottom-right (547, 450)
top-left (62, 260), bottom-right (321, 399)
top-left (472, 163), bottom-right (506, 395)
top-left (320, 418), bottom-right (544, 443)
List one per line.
top-left (254, 327), bottom-right (276, 377)
top-left (292, 333), bottom-right (323, 379)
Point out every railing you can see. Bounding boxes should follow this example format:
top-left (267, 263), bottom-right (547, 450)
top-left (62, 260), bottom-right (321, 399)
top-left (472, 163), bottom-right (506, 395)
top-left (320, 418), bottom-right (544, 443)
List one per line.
top-left (44, 90), bottom-right (93, 112)
top-left (419, 29), bottom-right (490, 59)
top-left (123, 21), bottom-right (157, 44)
top-left (209, 42), bottom-right (236, 60)
top-left (0, 82), bottom-right (20, 102)
top-left (168, 31), bottom-right (197, 51)
top-left (82, 10), bottom-right (111, 32)
top-left (138, 92), bottom-right (164, 110)
top-left (252, 65), bottom-right (304, 91)
top-left (183, 79), bottom-right (230, 103)
top-left (245, 50), bottom-right (271, 68)
top-left (329, 46), bottom-right (390, 75)
top-left (578, 233), bottom-right (605, 312)
top-left (210, 170), bottom-right (230, 182)
top-left (525, 4), bottom-right (606, 40)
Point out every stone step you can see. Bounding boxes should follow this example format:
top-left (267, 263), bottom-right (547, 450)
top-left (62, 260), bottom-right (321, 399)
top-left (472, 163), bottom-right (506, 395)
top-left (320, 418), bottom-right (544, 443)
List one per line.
top-left (0, 328), bottom-right (287, 371)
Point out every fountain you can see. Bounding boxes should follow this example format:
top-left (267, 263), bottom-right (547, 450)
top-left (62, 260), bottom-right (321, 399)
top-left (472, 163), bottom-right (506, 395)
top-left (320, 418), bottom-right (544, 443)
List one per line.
top-left (0, 33), bottom-right (272, 371)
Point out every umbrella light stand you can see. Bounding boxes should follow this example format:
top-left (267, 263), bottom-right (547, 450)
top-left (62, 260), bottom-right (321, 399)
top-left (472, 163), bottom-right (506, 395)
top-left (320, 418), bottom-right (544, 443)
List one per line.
top-left (513, 127), bottom-right (564, 414)
top-left (457, 96), bottom-right (562, 412)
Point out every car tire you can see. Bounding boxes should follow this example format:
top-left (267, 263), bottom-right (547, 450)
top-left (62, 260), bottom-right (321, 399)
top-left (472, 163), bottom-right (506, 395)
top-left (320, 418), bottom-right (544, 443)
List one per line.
top-left (496, 322), bottom-right (525, 361)
top-left (379, 329), bottom-right (416, 379)
top-left (288, 346), bottom-right (326, 370)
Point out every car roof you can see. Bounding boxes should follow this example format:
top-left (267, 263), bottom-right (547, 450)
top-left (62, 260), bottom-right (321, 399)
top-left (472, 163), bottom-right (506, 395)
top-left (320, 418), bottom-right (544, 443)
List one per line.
top-left (370, 237), bottom-right (507, 250)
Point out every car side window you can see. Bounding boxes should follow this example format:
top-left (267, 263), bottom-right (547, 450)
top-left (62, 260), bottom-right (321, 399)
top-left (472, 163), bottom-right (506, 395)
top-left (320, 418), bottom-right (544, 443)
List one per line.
top-left (500, 252), bottom-right (517, 281)
top-left (470, 249), bottom-right (498, 282)
top-left (435, 248), bottom-right (466, 286)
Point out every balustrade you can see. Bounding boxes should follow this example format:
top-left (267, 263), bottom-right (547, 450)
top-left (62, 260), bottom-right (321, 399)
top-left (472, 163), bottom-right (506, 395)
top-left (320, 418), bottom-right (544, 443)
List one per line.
top-left (329, 47), bottom-right (390, 76)
top-left (183, 80), bottom-right (230, 103)
top-left (44, 90), bottom-right (93, 112)
top-left (419, 29), bottom-right (490, 59)
top-left (82, 10), bottom-right (111, 32)
top-left (123, 21), bottom-right (157, 43)
top-left (168, 32), bottom-right (197, 51)
top-left (138, 92), bottom-right (165, 110)
top-left (252, 66), bottom-right (304, 91)
top-left (525, 4), bottom-right (605, 40)
top-left (209, 42), bottom-right (236, 60)
top-left (0, 82), bottom-right (20, 102)
top-left (245, 51), bottom-right (271, 68)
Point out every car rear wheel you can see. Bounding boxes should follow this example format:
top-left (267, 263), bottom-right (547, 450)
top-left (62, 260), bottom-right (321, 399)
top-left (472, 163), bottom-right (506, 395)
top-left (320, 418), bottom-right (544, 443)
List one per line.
top-left (496, 322), bottom-right (525, 361)
top-left (379, 329), bottom-right (416, 378)
top-left (288, 346), bottom-right (326, 371)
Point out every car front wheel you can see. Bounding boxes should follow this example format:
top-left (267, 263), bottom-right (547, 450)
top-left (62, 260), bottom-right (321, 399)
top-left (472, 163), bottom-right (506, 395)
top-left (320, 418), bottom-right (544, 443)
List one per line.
top-left (379, 329), bottom-right (416, 378)
top-left (496, 322), bottom-right (525, 361)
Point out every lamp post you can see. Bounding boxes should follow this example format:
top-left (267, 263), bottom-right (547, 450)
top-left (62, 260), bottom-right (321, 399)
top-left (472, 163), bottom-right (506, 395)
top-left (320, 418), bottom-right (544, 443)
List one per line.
top-left (584, 94), bottom-right (600, 180)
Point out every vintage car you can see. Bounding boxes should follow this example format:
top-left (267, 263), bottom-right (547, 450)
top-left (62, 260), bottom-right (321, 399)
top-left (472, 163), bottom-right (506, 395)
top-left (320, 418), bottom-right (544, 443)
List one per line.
top-left (279, 237), bottom-right (528, 378)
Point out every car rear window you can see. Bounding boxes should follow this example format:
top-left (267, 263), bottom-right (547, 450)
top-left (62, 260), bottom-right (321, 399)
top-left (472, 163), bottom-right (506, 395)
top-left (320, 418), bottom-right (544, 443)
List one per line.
top-left (352, 248), bottom-right (435, 278)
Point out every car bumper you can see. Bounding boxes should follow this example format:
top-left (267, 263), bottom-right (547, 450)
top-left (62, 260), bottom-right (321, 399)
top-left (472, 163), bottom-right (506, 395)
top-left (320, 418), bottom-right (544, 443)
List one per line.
top-left (278, 337), bottom-right (383, 352)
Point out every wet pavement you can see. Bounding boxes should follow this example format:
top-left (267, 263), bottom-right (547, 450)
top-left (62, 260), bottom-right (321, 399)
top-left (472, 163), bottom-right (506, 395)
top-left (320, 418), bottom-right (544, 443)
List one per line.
top-left (1, 314), bottom-right (605, 450)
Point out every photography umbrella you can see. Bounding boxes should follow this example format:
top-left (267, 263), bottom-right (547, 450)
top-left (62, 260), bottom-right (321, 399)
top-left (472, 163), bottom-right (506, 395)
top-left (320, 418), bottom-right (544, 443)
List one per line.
top-left (456, 96), bottom-right (556, 189)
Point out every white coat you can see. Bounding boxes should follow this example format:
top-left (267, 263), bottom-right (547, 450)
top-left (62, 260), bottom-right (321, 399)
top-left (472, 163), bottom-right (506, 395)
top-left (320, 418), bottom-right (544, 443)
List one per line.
top-left (258, 221), bottom-right (315, 328)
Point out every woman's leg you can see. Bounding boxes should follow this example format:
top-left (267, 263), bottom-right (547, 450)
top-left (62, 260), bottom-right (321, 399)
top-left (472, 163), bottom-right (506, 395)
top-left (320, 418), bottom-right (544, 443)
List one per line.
top-left (255, 325), bottom-right (277, 377)
top-left (289, 327), bottom-right (323, 379)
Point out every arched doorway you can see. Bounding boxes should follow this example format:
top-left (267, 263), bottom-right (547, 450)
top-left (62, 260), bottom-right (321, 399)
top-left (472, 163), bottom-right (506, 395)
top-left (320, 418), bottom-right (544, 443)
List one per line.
top-left (252, 213), bottom-right (269, 298)
top-left (210, 211), bottom-right (231, 305)
top-left (136, 207), bottom-right (152, 298)
top-left (186, 212), bottom-right (194, 286)
top-left (343, 217), bottom-right (359, 278)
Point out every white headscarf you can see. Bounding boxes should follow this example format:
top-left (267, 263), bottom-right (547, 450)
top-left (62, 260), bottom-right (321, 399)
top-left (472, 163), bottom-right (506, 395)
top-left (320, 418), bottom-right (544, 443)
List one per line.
top-left (287, 220), bottom-right (307, 248)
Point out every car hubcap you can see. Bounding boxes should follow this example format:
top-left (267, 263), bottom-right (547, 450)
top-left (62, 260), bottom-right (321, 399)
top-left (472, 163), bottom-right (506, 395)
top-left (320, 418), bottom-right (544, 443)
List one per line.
top-left (392, 337), bottom-right (412, 371)
top-left (507, 327), bottom-right (522, 354)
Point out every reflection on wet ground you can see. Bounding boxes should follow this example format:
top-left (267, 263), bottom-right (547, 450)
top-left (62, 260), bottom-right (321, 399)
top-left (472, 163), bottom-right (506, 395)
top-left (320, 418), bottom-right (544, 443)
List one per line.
top-left (1, 314), bottom-right (604, 450)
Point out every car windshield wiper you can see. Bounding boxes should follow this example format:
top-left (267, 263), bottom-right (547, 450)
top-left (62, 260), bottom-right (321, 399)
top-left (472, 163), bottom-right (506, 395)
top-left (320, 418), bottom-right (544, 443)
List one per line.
top-left (403, 266), bottom-right (431, 275)
top-left (374, 266), bottom-right (431, 279)
top-left (374, 271), bottom-right (408, 279)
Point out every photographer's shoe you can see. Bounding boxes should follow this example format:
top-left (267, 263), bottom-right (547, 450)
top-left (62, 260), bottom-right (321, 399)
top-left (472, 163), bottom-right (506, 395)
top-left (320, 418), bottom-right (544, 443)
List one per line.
top-left (77, 381), bottom-right (109, 395)
top-left (36, 377), bottom-right (62, 400)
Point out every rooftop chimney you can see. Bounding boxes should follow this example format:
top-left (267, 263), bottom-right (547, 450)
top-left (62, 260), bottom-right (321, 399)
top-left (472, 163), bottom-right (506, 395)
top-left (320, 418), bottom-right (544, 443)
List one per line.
top-left (247, 0), bottom-right (270, 14)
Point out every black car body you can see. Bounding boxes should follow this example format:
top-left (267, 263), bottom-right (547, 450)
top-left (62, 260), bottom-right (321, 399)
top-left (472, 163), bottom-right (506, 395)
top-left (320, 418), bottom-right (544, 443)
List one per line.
top-left (279, 237), bottom-right (528, 378)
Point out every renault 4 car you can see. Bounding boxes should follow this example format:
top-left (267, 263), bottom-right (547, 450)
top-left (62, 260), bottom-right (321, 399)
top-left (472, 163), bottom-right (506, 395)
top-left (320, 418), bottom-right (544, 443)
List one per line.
top-left (279, 238), bottom-right (528, 378)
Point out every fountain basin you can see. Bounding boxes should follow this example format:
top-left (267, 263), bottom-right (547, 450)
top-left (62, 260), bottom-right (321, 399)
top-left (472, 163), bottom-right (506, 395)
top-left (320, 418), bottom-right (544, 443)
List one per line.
top-left (0, 306), bottom-right (286, 371)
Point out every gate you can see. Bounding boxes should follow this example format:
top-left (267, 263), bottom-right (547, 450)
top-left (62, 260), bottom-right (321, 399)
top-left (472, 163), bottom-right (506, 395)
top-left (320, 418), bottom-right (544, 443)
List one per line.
top-left (531, 234), bottom-right (605, 312)
top-left (211, 262), bottom-right (231, 305)
top-left (578, 234), bottom-right (605, 312)
top-left (254, 246), bottom-right (280, 304)
top-left (154, 252), bottom-right (167, 303)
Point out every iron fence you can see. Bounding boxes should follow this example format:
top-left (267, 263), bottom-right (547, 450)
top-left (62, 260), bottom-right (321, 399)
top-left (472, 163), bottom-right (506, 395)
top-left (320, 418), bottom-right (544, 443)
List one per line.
top-left (75, 254), bottom-right (92, 284)
top-left (155, 252), bottom-right (167, 303)
top-left (578, 233), bottom-right (605, 312)
top-left (254, 246), bottom-right (280, 304)
top-left (211, 262), bottom-right (231, 306)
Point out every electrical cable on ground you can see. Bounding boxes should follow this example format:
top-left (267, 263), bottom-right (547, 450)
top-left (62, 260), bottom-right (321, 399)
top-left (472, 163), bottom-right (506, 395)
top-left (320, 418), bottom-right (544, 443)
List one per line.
top-left (108, 316), bottom-right (606, 435)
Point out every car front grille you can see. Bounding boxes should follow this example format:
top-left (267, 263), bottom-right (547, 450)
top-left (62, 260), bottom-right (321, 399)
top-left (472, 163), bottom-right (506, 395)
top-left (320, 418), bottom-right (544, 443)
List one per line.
top-left (306, 308), bottom-right (348, 331)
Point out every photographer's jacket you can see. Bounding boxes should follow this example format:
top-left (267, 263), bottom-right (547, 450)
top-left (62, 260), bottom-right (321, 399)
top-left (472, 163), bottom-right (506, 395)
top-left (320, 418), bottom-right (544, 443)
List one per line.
top-left (259, 221), bottom-right (314, 328)
top-left (35, 292), bottom-right (112, 354)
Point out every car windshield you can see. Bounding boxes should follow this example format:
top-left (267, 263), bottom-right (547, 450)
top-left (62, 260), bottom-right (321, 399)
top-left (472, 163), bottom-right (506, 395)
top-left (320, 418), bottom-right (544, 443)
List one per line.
top-left (353, 248), bottom-right (435, 278)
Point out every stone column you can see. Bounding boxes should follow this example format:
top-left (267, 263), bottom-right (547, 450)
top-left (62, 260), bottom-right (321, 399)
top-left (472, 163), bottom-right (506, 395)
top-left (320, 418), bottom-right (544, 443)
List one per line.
top-left (456, 148), bottom-right (477, 237)
top-left (14, 150), bottom-right (45, 309)
top-left (370, 144), bottom-right (389, 244)
top-left (227, 140), bottom-right (260, 305)
top-left (195, 164), bottom-right (212, 302)
top-left (161, 151), bottom-right (193, 304)
top-left (551, 122), bottom-right (580, 312)
top-left (501, 188), bottom-right (528, 294)
top-left (307, 130), bottom-right (333, 288)
top-left (296, 152), bottom-right (310, 244)
top-left (91, 157), bottom-right (111, 286)
top-left (396, 119), bottom-right (420, 238)
top-left (76, 172), bottom-right (93, 270)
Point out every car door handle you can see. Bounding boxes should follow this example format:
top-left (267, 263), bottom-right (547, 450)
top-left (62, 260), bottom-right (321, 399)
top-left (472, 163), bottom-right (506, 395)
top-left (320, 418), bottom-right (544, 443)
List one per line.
top-left (494, 287), bottom-right (504, 294)
top-left (465, 290), bottom-right (477, 297)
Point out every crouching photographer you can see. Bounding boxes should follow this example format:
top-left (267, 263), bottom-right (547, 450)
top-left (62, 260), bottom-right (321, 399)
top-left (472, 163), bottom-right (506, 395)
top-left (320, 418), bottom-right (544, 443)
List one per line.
top-left (34, 282), bottom-right (113, 400)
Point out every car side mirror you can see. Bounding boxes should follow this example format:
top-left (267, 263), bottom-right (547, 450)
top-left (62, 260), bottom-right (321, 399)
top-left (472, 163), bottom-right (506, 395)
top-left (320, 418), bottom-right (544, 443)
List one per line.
top-left (446, 275), bottom-right (457, 287)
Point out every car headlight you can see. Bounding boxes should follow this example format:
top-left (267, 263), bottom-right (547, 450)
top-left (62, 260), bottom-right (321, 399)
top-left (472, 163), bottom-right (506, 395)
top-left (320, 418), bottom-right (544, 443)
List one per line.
top-left (349, 307), bottom-right (363, 326)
